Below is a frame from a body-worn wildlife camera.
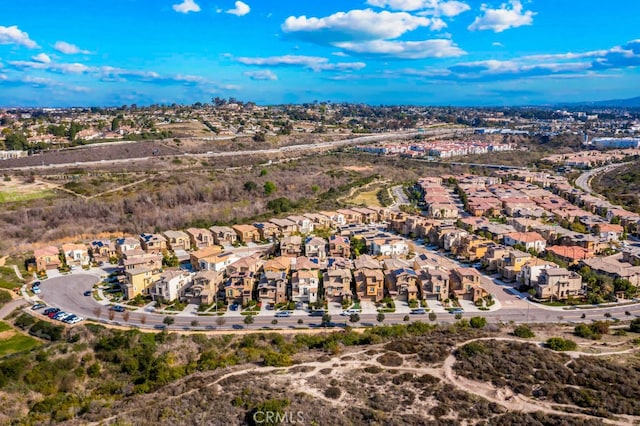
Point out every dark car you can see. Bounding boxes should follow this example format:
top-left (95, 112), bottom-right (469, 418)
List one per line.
top-left (229, 303), bottom-right (239, 311)
top-left (411, 308), bottom-right (427, 315)
top-left (31, 303), bottom-right (46, 310)
top-left (43, 307), bottom-right (60, 315)
top-left (83, 290), bottom-right (92, 296)
top-left (309, 310), bottom-right (326, 317)
top-left (110, 305), bottom-right (125, 312)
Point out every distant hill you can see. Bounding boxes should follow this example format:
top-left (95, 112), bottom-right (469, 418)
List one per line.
top-left (584, 96), bottom-right (640, 108)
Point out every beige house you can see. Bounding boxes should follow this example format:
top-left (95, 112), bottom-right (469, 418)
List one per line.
top-left (257, 271), bottom-right (287, 305)
top-left (329, 235), bottom-right (351, 258)
top-left (535, 268), bottom-right (583, 300)
top-left (450, 267), bottom-right (487, 303)
top-left (232, 224), bottom-right (260, 243)
top-left (124, 266), bottom-right (160, 299)
top-left (61, 243), bottom-right (90, 267)
top-left (34, 246), bottom-right (61, 272)
top-left (139, 233), bottom-right (167, 253)
top-left (354, 268), bottom-right (385, 302)
top-left (280, 235), bottom-right (302, 257)
top-left (209, 226), bottom-right (237, 246)
top-left (323, 269), bottom-right (353, 302)
top-left (182, 270), bottom-right (222, 305)
top-left (163, 230), bottom-right (192, 251)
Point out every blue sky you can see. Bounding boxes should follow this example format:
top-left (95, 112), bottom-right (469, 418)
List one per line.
top-left (0, 0), bottom-right (639, 106)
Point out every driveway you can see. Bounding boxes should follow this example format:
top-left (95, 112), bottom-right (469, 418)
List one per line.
top-left (360, 301), bottom-right (378, 314)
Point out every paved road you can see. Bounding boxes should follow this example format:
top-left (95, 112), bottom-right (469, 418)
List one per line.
top-left (2, 128), bottom-right (470, 172)
top-left (32, 270), bottom-right (640, 333)
top-left (574, 162), bottom-right (631, 194)
top-left (389, 185), bottom-right (410, 211)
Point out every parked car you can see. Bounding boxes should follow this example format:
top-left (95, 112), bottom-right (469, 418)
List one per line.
top-left (110, 305), bottom-right (125, 312)
top-left (275, 311), bottom-right (291, 318)
top-left (340, 309), bottom-right (361, 316)
top-left (449, 308), bottom-right (464, 314)
top-left (54, 312), bottom-right (71, 321)
top-left (309, 310), bottom-right (326, 317)
top-left (31, 303), bottom-right (46, 310)
top-left (229, 303), bottom-right (239, 311)
top-left (83, 290), bottom-right (92, 296)
top-left (411, 308), bottom-right (427, 315)
top-left (66, 316), bottom-right (83, 324)
top-left (43, 307), bottom-right (59, 315)
top-left (31, 287), bottom-right (41, 294)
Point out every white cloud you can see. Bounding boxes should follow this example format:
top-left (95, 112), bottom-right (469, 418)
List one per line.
top-left (492, 42), bottom-right (504, 47)
top-left (31, 53), bottom-right (51, 64)
top-left (282, 9), bottom-right (436, 43)
top-left (237, 55), bottom-right (329, 67)
top-left (468, 0), bottom-right (535, 33)
top-left (368, 0), bottom-right (470, 17)
top-left (237, 54), bottom-right (365, 72)
top-left (335, 39), bottom-right (466, 59)
top-left (9, 60), bottom-right (90, 74)
top-left (0, 25), bottom-right (38, 49)
top-left (226, 1), bottom-right (250, 16)
top-left (54, 41), bottom-right (90, 54)
top-left (244, 70), bottom-right (278, 80)
top-left (173, 0), bottom-right (201, 14)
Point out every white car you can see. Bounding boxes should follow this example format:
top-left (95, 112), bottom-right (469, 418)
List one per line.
top-left (340, 309), bottom-right (361, 316)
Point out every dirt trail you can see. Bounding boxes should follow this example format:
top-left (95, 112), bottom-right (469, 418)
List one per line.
top-left (90, 336), bottom-right (640, 425)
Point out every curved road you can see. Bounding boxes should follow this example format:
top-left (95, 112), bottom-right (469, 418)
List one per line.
top-left (34, 273), bottom-right (640, 333)
top-left (574, 162), bottom-right (631, 194)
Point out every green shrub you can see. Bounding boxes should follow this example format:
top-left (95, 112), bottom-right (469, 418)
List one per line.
top-left (15, 313), bottom-right (36, 330)
top-left (630, 318), bottom-right (640, 333)
top-left (546, 337), bottom-right (577, 351)
top-left (513, 325), bottom-right (535, 338)
top-left (29, 321), bottom-right (63, 341)
top-left (469, 316), bottom-right (487, 329)
top-left (324, 387), bottom-right (342, 399)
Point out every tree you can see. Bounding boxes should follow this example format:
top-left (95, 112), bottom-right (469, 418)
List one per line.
top-left (376, 312), bottom-right (385, 323)
top-left (216, 316), bottom-right (226, 327)
top-left (140, 315), bottom-right (147, 325)
top-left (630, 318), bottom-right (640, 333)
top-left (349, 313), bottom-right (360, 323)
top-left (244, 315), bottom-right (254, 325)
top-left (322, 313), bottom-right (332, 327)
top-left (428, 312), bottom-right (437, 322)
top-left (93, 306), bottom-right (102, 319)
top-left (469, 316), bottom-right (487, 329)
top-left (546, 337), bottom-right (577, 351)
top-left (263, 181), bottom-right (276, 195)
top-left (191, 320), bottom-right (199, 327)
top-left (403, 315), bottom-right (410, 322)
top-left (122, 310), bottom-right (130, 322)
top-left (163, 316), bottom-right (175, 325)
top-left (253, 132), bottom-right (266, 142)
top-left (108, 310), bottom-right (115, 321)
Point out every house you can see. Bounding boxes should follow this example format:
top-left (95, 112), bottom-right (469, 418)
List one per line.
top-left (182, 270), bottom-right (222, 305)
top-left (209, 226), bottom-right (237, 246)
top-left (269, 218), bottom-right (298, 237)
top-left (320, 211), bottom-right (346, 227)
top-left (323, 269), bottom-right (353, 302)
top-left (254, 222), bottom-right (279, 241)
top-left (519, 259), bottom-right (559, 287)
top-left (450, 268), bottom-right (487, 302)
top-left (443, 229), bottom-right (468, 252)
top-left (595, 223), bottom-right (624, 242)
top-left (186, 228), bottom-right (215, 249)
top-left (287, 215), bottom-right (314, 234)
top-left (535, 268), bottom-right (583, 300)
top-left (34, 246), bottom-right (61, 272)
top-left (89, 240), bottom-right (116, 262)
top-left (280, 235), bottom-right (302, 257)
top-left (61, 243), bottom-right (90, 267)
top-left (232, 224), bottom-right (260, 243)
top-left (354, 254), bottom-right (382, 270)
top-left (545, 245), bottom-right (593, 265)
top-left (418, 269), bottom-right (450, 300)
top-left (368, 237), bottom-right (408, 257)
top-left (497, 249), bottom-right (532, 282)
top-left (290, 256), bottom-right (319, 272)
top-left (139, 233), bottom-right (167, 253)
top-left (482, 245), bottom-right (511, 272)
top-left (291, 269), bottom-right (319, 304)
top-left (337, 208), bottom-right (363, 224)
top-left (163, 230), bottom-right (191, 252)
top-left (329, 235), bottom-right (351, 258)
top-left (227, 255), bottom-right (264, 276)
top-left (189, 246), bottom-right (223, 271)
top-left (428, 203), bottom-right (459, 219)
top-left (263, 256), bottom-right (291, 274)
top-left (305, 236), bottom-right (327, 260)
top-left (150, 270), bottom-right (193, 303)
top-left (351, 207), bottom-right (379, 223)
top-left (196, 251), bottom-right (239, 273)
top-left (354, 268), bottom-right (385, 302)
top-left (121, 250), bottom-right (163, 271)
top-left (327, 257), bottom-right (354, 270)
top-left (257, 271), bottom-right (287, 305)
top-left (225, 271), bottom-right (255, 305)
top-left (124, 266), bottom-right (160, 299)
top-left (116, 237), bottom-right (140, 254)
top-left (386, 268), bottom-right (419, 301)
top-left (503, 232), bottom-right (547, 252)
top-left (453, 235), bottom-right (493, 261)
top-left (303, 213), bottom-right (333, 229)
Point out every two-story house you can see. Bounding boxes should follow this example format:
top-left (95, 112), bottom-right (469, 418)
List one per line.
top-left (124, 266), bottom-right (160, 299)
top-left (535, 267), bottom-right (583, 300)
top-left (504, 232), bottom-right (547, 253)
top-left (291, 269), bottom-right (319, 304)
top-left (269, 218), bottom-right (298, 237)
top-left (34, 246), bottom-right (61, 272)
top-left (305, 236), bottom-right (327, 261)
top-left (323, 268), bottom-right (353, 302)
top-left (181, 270), bottom-right (222, 305)
top-left (257, 271), bottom-right (287, 305)
top-left (150, 270), bottom-right (193, 303)
top-left (386, 268), bottom-right (419, 301)
top-left (232, 224), bottom-right (260, 244)
top-left (280, 235), bottom-right (302, 257)
top-left (139, 233), bottom-right (167, 253)
top-left (163, 230), bottom-right (192, 252)
top-left (329, 235), bottom-right (351, 258)
top-left (450, 267), bottom-right (487, 302)
top-left (209, 226), bottom-right (237, 246)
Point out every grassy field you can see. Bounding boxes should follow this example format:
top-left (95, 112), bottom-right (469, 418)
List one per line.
top-left (0, 334), bottom-right (41, 357)
top-left (0, 322), bottom-right (12, 332)
top-left (348, 188), bottom-right (382, 207)
top-left (0, 190), bottom-right (55, 203)
top-left (0, 266), bottom-right (21, 289)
